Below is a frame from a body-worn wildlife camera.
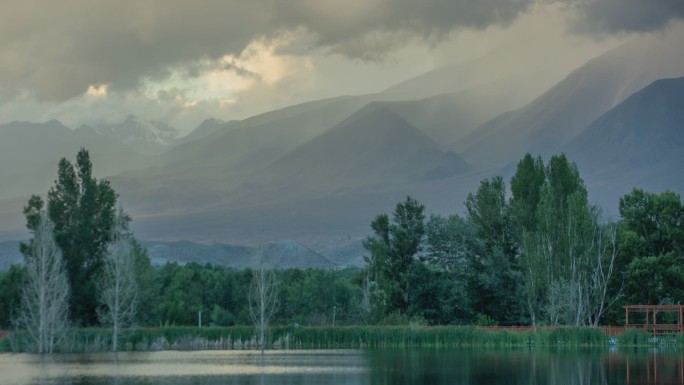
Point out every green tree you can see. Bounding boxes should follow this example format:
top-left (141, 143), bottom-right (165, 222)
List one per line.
top-left (516, 154), bottom-right (620, 326)
top-left (618, 189), bottom-right (684, 306)
top-left (509, 154), bottom-right (547, 326)
top-left (624, 253), bottom-right (684, 305)
top-left (528, 155), bottom-right (590, 324)
top-left (510, 153), bottom-right (545, 234)
top-left (405, 262), bottom-right (470, 325)
top-left (0, 265), bottom-right (25, 328)
top-left (465, 176), bottom-right (522, 324)
top-left (424, 214), bottom-right (470, 272)
top-left (22, 149), bottom-right (119, 326)
top-left (364, 196), bottom-right (425, 316)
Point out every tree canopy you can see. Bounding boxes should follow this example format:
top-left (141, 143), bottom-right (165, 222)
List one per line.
top-left (22, 148), bottom-right (119, 326)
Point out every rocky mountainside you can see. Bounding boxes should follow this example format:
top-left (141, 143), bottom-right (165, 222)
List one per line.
top-left (564, 76), bottom-right (684, 212)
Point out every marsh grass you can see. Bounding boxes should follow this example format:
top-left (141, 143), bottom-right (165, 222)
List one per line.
top-left (2, 325), bottom-right (680, 352)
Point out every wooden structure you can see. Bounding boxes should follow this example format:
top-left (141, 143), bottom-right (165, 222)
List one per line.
top-left (624, 305), bottom-right (684, 336)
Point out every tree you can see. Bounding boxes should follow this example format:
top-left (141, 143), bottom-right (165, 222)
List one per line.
top-left (0, 265), bottom-right (25, 329)
top-left (618, 189), bottom-right (683, 258)
top-left (618, 189), bottom-right (684, 306)
top-left (465, 177), bottom-right (522, 324)
top-left (516, 154), bottom-right (621, 326)
top-left (15, 211), bottom-right (70, 354)
top-left (22, 148), bottom-right (119, 326)
top-left (363, 196), bottom-right (425, 316)
top-left (249, 246), bottom-right (278, 353)
top-left (510, 154), bottom-right (545, 234)
top-left (510, 154), bottom-right (546, 326)
top-left (99, 207), bottom-right (138, 352)
top-left (424, 214), bottom-right (470, 269)
top-left (586, 222), bottom-right (621, 326)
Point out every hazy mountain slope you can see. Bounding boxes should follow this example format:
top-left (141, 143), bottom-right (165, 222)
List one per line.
top-left (163, 43), bottom-right (567, 178)
top-left (109, 95), bottom-right (380, 217)
top-left (0, 197), bottom-right (27, 241)
top-left (460, 32), bottom-right (684, 167)
top-left (376, 78), bottom-right (539, 145)
top-left (172, 118), bottom-right (235, 146)
top-left (265, 106), bottom-right (470, 190)
top-left (381, 44), bottom-right (576, 103)
top-left (564, 77), bottom-right (684, 212)
top-left (143, 239), bottom-right (343, 270)
top-left (116, 106), bottom-right (470, 221)
top-left (0, 240), bottom-right (22, 271)
top-left (77, 115), bottom-right (181, 156)
top-left (0, 238), bottom-right (340, 270)
top-left (156, 95), bottom-right (376, 175)
top-left (86, 115), bottom-right (179, 145)
top-left (0, 120), bottom-right (150, 200)
top-left (383, 60), bottom-right (497, 100)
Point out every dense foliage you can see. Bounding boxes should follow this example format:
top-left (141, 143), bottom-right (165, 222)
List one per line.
top-left (21, 149), bottom-right (118, 326)
top-left (1, 152), bottom-right (682, 331)
top-left (362, 153), bottom-right (683, 327)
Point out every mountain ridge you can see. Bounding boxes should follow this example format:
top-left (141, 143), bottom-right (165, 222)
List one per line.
top-left (460, 33), bottom-right (684, 167)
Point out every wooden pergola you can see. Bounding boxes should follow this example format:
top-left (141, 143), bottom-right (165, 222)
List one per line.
top-left (625, 305), bottom-right (684, 336)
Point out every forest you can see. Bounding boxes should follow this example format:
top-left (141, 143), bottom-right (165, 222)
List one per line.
top-left (1, 150), bottom-right (682, 336)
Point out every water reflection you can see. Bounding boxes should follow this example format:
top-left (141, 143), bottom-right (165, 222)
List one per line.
top-left (0, 348), bottom-right (682, 385)
top-left (367, 348), bottom-right (684, 385)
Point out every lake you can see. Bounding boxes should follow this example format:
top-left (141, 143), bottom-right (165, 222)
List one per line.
top-left (1, 348), bottom-right (682, 384)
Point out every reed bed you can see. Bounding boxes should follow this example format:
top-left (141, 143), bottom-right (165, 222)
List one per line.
top-left (2, 325), bottom-right (680, 353)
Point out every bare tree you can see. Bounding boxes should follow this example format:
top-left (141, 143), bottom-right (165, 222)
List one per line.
top-left (16, 211), bottom-right (70, 354)
top-left (587, 222), bottom-right (622, 326)
top-left (249, 246), bottom-right (278, 353)
top-left (99, 207), bottom-right (138, 352)
top-left (540, 203), bottom-right (623, 326)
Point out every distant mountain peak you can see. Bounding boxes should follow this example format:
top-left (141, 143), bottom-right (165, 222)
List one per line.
top-left (84, 115), bottom-right (180, 146)
top-left (565, 76), bottom-right (684, 166)
top-left (270, 104), bottom-right (469, 184)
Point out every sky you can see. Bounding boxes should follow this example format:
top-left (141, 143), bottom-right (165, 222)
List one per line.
top-left (1, 0), bottom-right (683, 134)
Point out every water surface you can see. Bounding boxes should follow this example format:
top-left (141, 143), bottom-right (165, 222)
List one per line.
top-left (1, 348), bottom-right (682, 384)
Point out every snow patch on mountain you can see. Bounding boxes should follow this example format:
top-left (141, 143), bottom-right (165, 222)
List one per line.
top-left (86, 115), bottom-right (180, 146)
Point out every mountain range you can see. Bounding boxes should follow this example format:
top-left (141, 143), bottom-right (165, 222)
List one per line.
top-left (78, 115), bottom-right (180, 153)
top-left (0, 31), bottom-right (683, 268)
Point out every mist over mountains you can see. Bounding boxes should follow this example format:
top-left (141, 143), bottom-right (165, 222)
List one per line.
top-left (78, 115), bottom-right (180, 153)
top-left (1, 32), bottom-right (682, 267)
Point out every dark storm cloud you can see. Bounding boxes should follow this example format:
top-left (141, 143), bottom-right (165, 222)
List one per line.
top-left (274, 0), bottom-right (530, 50)
top-left (574, 0), bottom-right (684, 33)
top-left (0, 1), bottom-right (276, 101)
top-left (0, 0), bottom-right (681, 102)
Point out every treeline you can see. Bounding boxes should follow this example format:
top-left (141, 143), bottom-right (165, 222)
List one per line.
top-left (1, 151), bottom-right (683, 335)
top-left (361, 154), bottom-right (684, 327)
top-left (1, 263), bottom-right (362, 329)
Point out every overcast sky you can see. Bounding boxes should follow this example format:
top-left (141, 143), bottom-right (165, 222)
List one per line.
top-left (1, 0), bottom-right (683, 133)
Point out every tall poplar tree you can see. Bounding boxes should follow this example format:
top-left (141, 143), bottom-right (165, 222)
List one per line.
top-left (514, 154), bottom-right (621, 325)
top-left (465, 176), bottom-right (522, 324)
top-left (364, 196), bottom-right (425, 316)
top-left (22, 148), bottom-right (119, 326)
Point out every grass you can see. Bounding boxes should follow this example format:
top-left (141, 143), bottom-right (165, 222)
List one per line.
top-left (1, 325), bottom-right (680, 353)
